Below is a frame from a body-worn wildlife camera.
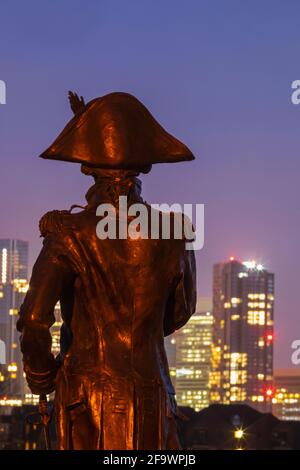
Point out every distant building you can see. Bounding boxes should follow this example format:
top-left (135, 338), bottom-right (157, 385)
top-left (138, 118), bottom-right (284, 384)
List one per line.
top-left (175, 312), bottom-right (213, 412)
top-left (24, 303), bottom-right (62, 405)
top-left (178, 404), bottom-right (300, 450)
top-left (0, 240), bottom-right (29, 399)
top-left (50, 304), bottom-right (62, 357)
top-left (164, 335), bottom-right (176, 388)
top-left (211, 258), bottom-right (274, 412)
top-left (0, 402), bottom-right (42, 450)
top-left (165, 298), bottom-right (213, 393)
top-left (273, 369), bottom-right (300, 421)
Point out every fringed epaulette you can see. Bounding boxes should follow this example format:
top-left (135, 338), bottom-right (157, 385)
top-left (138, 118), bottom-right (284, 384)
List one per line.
top-left (39, 210), bottom-right (71, 237)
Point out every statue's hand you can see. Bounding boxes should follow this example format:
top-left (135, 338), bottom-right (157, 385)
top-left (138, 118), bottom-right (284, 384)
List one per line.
top-left (68, 91), bottom-right (85, 115)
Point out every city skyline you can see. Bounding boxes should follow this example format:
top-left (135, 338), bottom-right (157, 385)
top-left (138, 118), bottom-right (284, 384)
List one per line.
top-left (1, 1), bottom-right (300, 370)
top-left (1, 237), bottom-right (300, 433)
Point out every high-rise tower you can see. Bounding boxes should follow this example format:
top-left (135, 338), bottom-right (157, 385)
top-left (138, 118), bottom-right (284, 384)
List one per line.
top-left (211, 258), bottom-right (274, 412)
top-left (0, 240), bottom-right (29, 398)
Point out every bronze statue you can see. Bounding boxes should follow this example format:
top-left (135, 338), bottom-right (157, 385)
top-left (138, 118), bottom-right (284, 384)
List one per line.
top-left (17, 91), bottom-right (197, 450)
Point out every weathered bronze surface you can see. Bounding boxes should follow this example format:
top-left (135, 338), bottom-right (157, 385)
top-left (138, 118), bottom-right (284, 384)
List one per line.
top-left (17, 92), bottom-right (196, 450)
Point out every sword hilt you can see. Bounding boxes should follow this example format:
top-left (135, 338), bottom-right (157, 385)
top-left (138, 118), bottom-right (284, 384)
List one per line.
top-left (38, 394), bottom-right (52, 450)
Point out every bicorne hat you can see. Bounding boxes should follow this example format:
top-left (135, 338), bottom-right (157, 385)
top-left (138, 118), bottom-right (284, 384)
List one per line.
top-left (40, 92), bottom-right (195, 172)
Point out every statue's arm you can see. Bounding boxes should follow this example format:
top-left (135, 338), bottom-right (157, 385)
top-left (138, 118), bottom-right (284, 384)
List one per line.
top-left (163, 249), bottom-right (197, 336)
top-left (16, 236), bottom-right (74, 394)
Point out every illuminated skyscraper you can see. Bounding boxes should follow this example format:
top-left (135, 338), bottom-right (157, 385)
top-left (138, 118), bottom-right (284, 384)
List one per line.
top-left (51, 304), bottom-right (63, 357)
top-left (175, 312), bottom-right (213, 411)
top-left (0, 240), bottom-right (29, 398)
top-left (164, 335), bottom-right (176, 388)
top-left (211, 258), bottom-right (274, 412)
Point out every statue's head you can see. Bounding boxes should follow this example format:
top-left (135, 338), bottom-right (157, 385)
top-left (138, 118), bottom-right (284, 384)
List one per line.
top-left (39, 92), bottom-right (194, 174)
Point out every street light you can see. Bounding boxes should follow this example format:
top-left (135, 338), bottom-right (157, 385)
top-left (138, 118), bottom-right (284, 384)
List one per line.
top-left (234, 428), bottom-right (244, 439)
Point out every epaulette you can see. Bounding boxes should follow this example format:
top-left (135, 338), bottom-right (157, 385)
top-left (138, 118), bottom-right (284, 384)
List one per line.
top-left (39, 210), bottom-right (71, 237)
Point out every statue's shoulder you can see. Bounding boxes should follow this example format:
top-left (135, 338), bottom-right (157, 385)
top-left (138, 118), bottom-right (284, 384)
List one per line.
top-left (39, 209), bottom-right (73, 237)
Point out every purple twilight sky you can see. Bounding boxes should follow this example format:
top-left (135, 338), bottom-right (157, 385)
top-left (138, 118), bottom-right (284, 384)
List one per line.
top-left (0, 0), bottom-right (300, 368)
